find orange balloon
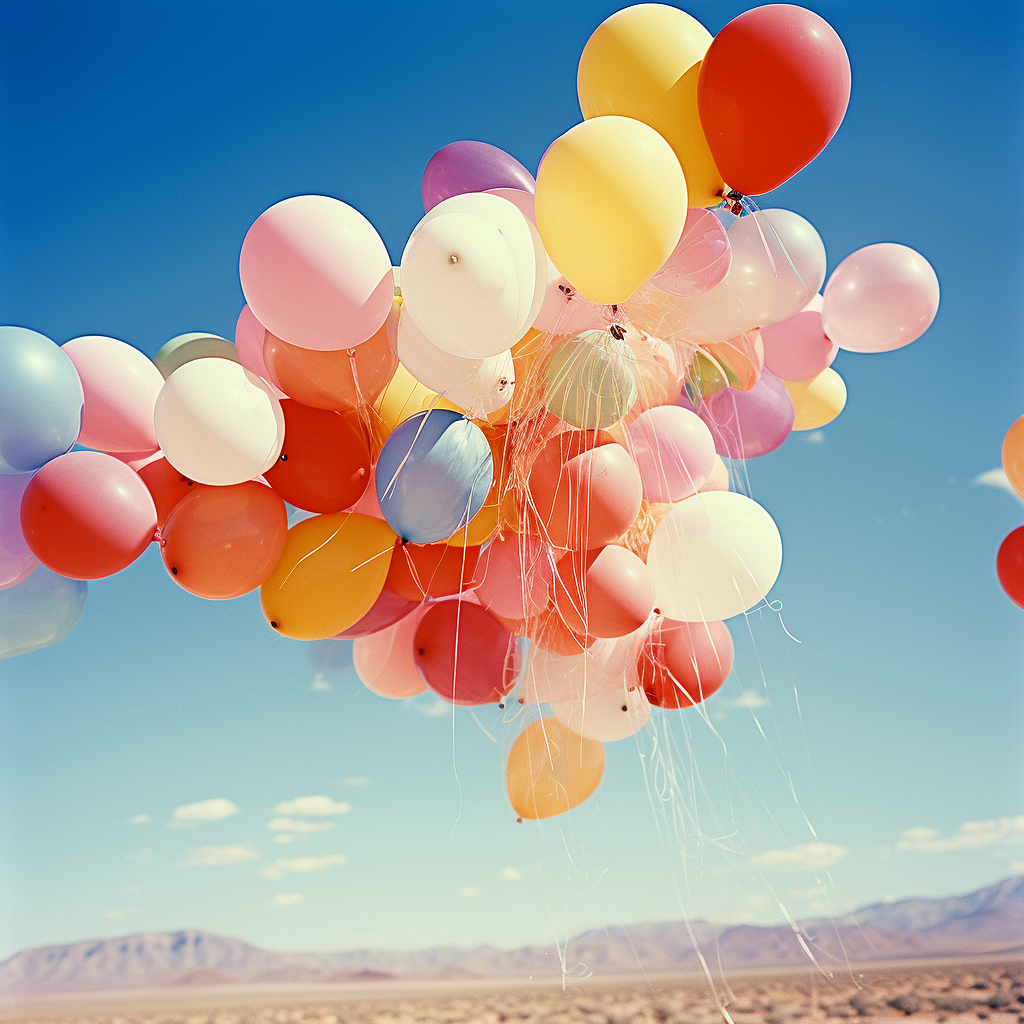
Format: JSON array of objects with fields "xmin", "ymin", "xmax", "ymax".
[
  {"xmin": 1002, "ymin": 416, "xmax": 1024, "ymax": 500},
  {"xmin": 161, "ymin": 481, "xmax": 288, "ymax": 599},
  {"xmin": 506, "ymin": 716, "xmax": 605, "ymax": 820},
  {"xmin": 137, "ymin": 455, "xmax": 195, "ymax": 530},
  {"xmin": 385, "ymin": 541, "xmax": 481, "ymax": 601}
]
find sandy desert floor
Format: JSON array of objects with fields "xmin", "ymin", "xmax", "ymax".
[{"xmin": 3, "ymin": 958, "xmax": 1022, "ymax": 1024}]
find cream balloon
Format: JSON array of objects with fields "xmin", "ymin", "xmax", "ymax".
[
  {"xmin": 153, "ymin": 333, "xmax": 239, "ymax": 379},
  {"xmin": 646, "ymin": 491, "xmax": 782, "ymax": 621},
  {"xmin": 550, "ymin": 679, "xmax": 650, "ymax": 742},
  {"xmin": 155, "ymin": 359, "xmax": 285, "ymax": 486}
]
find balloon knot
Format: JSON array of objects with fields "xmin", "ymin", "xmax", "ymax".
[
  {"xmin": 609, "ymin": 324, "xmax": 626, "ymax": 342},
  {"xmin": 279, "ymin": 453, "xmax": 288, "ymax": 461},
  {"xmin": 270, "ymin": 620, "xmax": 279, "ymax": 629},
  {"xmin": 170, "ymin": 567, "xmax": 177, "ymax": 576},
  {"xmin": 448, "ymin": 254, "xmax": 459, "ymax": 264}
]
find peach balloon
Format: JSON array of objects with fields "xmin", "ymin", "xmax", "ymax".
[
  {"xmin": 473, "ymin": 532, "xmax": 552, "ymax": 621},
  {"xmin": 352, "ymin": 607, "xmax": 428, "ymax": 699},
  {"xmin": 1002, "ymin": 416, "xmax": 1024, "ymax": 501},
  {"xmin": 234, "ymin": 306, "xmax": 287, "ymax": 398}
]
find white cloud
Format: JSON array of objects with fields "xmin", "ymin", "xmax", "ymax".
[
  {"xmin": 414, "ymin": 698, "xmax": 450, "ymax": 718},
  {"xmin": 311, "ymin": 674, "xmax": 333, "ymax": 691},
  {"xmin": 266, "ymin": 817, "xmax": 336, "ymax": 833},
  {"xmin": 897, "ymin": 816, "xmax": 1024, "ymax": 852},
  {"xmin": 806, "ymin": 430, "xmax": 825, "ymax": 444},
  {"xmin": 274, "ymin": 795, "xmax": 351, "ymax": 816},
  {"xmin": 729, "ymin": 690, "xmax": 769, "ymax": 709},
  {"xmin": 974, "ymin": 468, "xmax": 1024, "ymax": 503},
  {"xmin": 273, "ymin": 834, "xmax": 298, "ymax": 844},
  {"xmin": 1010, "ymin": 860, "xmax": 1024, "ymax": 873},
  {"xmin": 273, "ymin": 893, "xmax": 305, "ymax": 907},
  {"xmin": 258, "ymin": 854, "xmax": 347, "ymax": 880},
  {"xmin": 127, "ymin": 814, "xmax": 151, "ymax": 825},
  {"xmin": 103, "ymin": 906, "xmax": 138, "ymax": 920},
  {"xmin": 752, "ymin": 842, "xmax": 848, "ymax": 872},
  {"xmin": 501, "ymin": 867, "xmax": 522, "ymax": 881},
  {"xmin": 187, "ymin": 844, "xmax": 260, "ymax": 866},
  {"xmin": 172, "ymin": 798, "xmax": 240, "ymax": 822},
  {"xmin": 460, "ymin": 886, "xmax": 481, "ymax": 898},
  {"xmin": 339, "ymin": 776, "xmax": 368, "ymax": 787}
]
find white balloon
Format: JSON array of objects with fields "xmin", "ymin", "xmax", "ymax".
[
  {"xmin": 155, "ymin": 359, "xmax": 285, "ymax": 486},
  {"xmin": 550, "ymin": 680, "xmax": 650, "ymax": 742},
  {"xmin": 646, "ymin": 491, "xmax": 782, "ymax": 621}
]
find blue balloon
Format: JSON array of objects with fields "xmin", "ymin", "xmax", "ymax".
[
  {"xmin": 0, "ymin": 566, "xmax": 87, "ymax": 659},
  {"xmin": 0, "ymin": 326, "xmax": 84, "ymax": 475},
  {"xmin": 376, "ymin": 409, "xmax": 493, "ymax": 544}
]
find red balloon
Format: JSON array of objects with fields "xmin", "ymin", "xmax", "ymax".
[
  {"xmin": 697, "ymin": 5, "xmax": 851, "ymax": 196},
  {"xmin": 263, "ymin": 401, "xmax": 370, "ymax": 513},
  {"xmin": 413, "ymin": 600, "xmax": 519, "ymax": 705},
  {"xmin": 637, "ymin": 618, "xmax": 734, "ymax": 709},
  {"xmin": 20, "ymin": 451, "xmax": 157, "ymax": 580},
  {"xmin": 137, "ymin": 455, "xmax": 195, "ymax": 531},
  {"xmin": 997, "ymin": 526, "xmax": 1024, "ymax": 608},
  {"xmin": 332, "ymin": 584, "xmax": 419, "ymax": 639},
  {"xmin": 385, "ymin": 541, "xmax": 481, "ymax": 601}
]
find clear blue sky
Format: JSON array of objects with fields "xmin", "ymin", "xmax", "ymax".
[{"xmin": 0, "ymin": 0, "xmax": 1021, "ymax": 965}]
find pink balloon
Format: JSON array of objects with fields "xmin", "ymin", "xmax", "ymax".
[
  {"xmin": 239, "ymin": 195, "xmax": 394, "ymax": 352},
  {"xmin": 701, "ymin": 454, "xmax": 730, "ymax": 493},
  {"xmin": 61, "ymin": 336, "xmax": 163, "ymax": 453},
  {"xmin": 650, "ymin": 209, "xmax": 732, "ymax": 297},
  {"xmin": 696, "ymin": 370, "xmax": 795, "ymax": 460},
  {"xmin": 334, "ymin": 584, "xmax": 419, "ymax": 639},
  {"xmin": 822, "ymin": 243, "xmax": 940, "ymax": 353},
  {"xmin": 485, "ymin": 188, "xmax": 537, "ymax": 224},
  {"xmin": 533, "ymin": 277, "xmax": 610, "ymax": 334},
  {"xmin": 234, "ymin": 306, "xmax": 287, "ymax": 398},
  {"xmin": 473, "ymin": 532, "xmax": 552, "ymax": 621},
  {"xmin": 352, "ymin": 605, "xmax": 428, "ymax": 699},
  {"xmin": 0, "ymin": 473, "xmax": 39, "ymax": 589},
  {"xmin": 627, "ymin": 405, "xmax": 717, "ymax": 503},
  {"xmin": 760, "ymin": 310, "xmax": 838, "ymax": 382},
  {"xmin": 422, "ymin": 141, "xmax": 536, "ymax": 212}
]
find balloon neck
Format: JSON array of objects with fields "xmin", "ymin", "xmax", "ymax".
[{"xmin": 719, "ymin": 188, "xmax": 747, "ymax": 217}]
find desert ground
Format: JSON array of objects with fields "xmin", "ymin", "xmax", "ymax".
[{"xmin": 3, "ymin": 959, "xmax": 1022, "ymax": 1024}]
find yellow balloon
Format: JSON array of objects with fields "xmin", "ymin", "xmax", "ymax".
[
  {"xmin": 577, "ymin": 5, "xmax": 724, "ymax": 207},
  {"xmin": 506, "ymin": 716, "xmax": 605, "ymax": 820},
  {"xmin": 784, "ymin": 368, "xmax": 848, "ymax": 430},
  {"xmin": 372, "ymin": 361, "xmax": 463, "ymax": 436},
  {"xmin": 535, "ymin": 116, "xmax": 688, "ymax": 306},
  {"xmin": 260, "ymin": 513, "xmax": 396, "ymax": 640}
]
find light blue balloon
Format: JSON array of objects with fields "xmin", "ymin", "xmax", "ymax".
[
  {"xmin": 376, "ymin": 409, "xmax": 493, "ymax": 545},
  {"xmin": 0, "ymin": 566, "xmax": 87, "ymax": 659},
  {"xmin": 0, "ymin": 326, "xmax": 84, "ymax": 474}
]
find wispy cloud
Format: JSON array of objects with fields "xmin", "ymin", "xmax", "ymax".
[
  {"xmin": 752, "ymin": 842, "xmax": 848, "ymax": 872},
  {"xmin": 311, "ymin": 674, "xmax": 333, "ymax": 691},
  {"xmin": 103, "ymin": 906, "xmax": 138, "ymax": 920},
  {"xmin": 413, "ymin": 697, "xmax": 450, "ymax": 718},
  {"xmin": 806, "ymin": 430, "xmax": 825, "ymax": 444},
  {"xmin": 274, "ymin": 796, "xmax": 351, "ymax": 816},
  {"xmin": 172, "ymin": 798, "xmax": 240, "ymax": 823},
  {"xmin": 973, "ymin": 468, "xmax": 1023, "ymax": 503},
  {"xmin": 266, "ymin": 817, "xmax": 336, "ymax": 833},
  {"xmin": 897, "ymin": 816, "xmax": 1024, "ymax": 852},
  {"xmin": 501, "ymin": 867, "xmax": 522, "ymax": 881},
  {"xmin": 273, "ymin": 834, "xmax": 298, "ymax": 844},
  {"xmin": 258, "ymin": 854, "xmax": 347, "ymax": 880},
  {"xmin": 127, "ymin": 814, "xmax": 151, "ymax": 825},
  {"xmin": 460, "ymin": 886, "xmax": 481, "ymax": 898},
  {"xmin": 273, "ymin": 892, "xmax": 305, "ymax": 907},
  {"xmin": 338, "ymin": 777, "xmax": 368, "ymax": 787},
  {"xmin": 728, "ymin": 690, "xmax": 769, "ymax": 709},
  {"xmin": 187, "ymin": 844, "xmax": 260, "ymax": 866}
]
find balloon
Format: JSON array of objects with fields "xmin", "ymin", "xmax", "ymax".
[
  {"xmin": 822, "ymin": 243, "xmax": 940, "ymax": 353},
  {"xmin": 0, "ymin": 473, "xmax": 40, "ymax": 589},
  {"xmin": 20, "ymin": 451, "xmax": 157, "ymax": 580},
  {"xmin": 552, "ymin": 545, "xmax": 655, "ymax": 639},
  {"xmin": 239, "ymin": 195, "xmax": 394, "ymax": 351},
  {"xmin": 0, "ymin": 567, "xmax": 87, "ymax": 660},
  {"xmin": 760, "ymin": 310, "xmax": 838, "ymax": 382},
  {"xmin": 136, "ymin": 456, "xmax": 195, "ymax": 531},
  {"xmin": 352, "ymin": 606, "xmax": 428, "ymax": 699},
  {"xmin": 506, "ymin": 716, "xmax": 605, "ymax": 820},
  {"xmin": 651, "ymin": 209, "xmax": 732, "ymax": 297},
  {"xmin": 535, "ymin": 116, "xmax": 688, "ymax": 305},
  {"xmin": 234, "ymin": 306, "xmax": 287, "ymax": 398},
  {"xmin": 627, "ymin": 405, "xmax": 716, "ymax": 503},
  {"xmin": 637, "ymin": 617, "xmax": 734, "ymax": 709},
  {"xmin": 334, "ymin": 582, "xmax": 419, "ymax": 640},
  {"xmin": 646, "ymin": 491, "xmax": 783, "ymax": 621},
  {"xmin": 1002, "ymin": 417, "xmax": 1024, "ymax": 501},
  {"xmin": 473, "ymin": 533, "xmax": 552, "ymax": 622},
  {"xmin": 154, "ymin": 359, "xmax": 285, "ymax": 486},
  {"xmin": 260, "ymin": 512, "xmax": 397, "ymax": 640},
  {"xmin": 784, "ymin": 368, "xmax": 847, "ymax": 430},
  {"xmin": 533, "ymin": 276, "xmax": 610, "ymax": 336},
  {"xmin": 263, "ymin": 402, "xmax": 370, "ymax": 513},
  {"xmin": 372, "ymin": 362, "xmax": 463, "ymax": 437},
  {"xmin": 703, "ymin": 330, "xmax": 765, "ymax": 393},
  {"xmin": 160, "ymin": 481, "xmax": 288, "ymax": 599},
  {"xmin": 698, "ymin": 368, "xmax": 795, "ymax": 459},
  {"xmin": 376, "ymin": 409, "xmax": 493, "ymax": 545},
  {"xmin": 422, "ymin": 141, "xmax": 536, "ymax": 211},
  {"xmin": 577, "ymin": 4, "xmax": 722, "ymax": 206},
  {"xmin": 0, "ymin": 326, "xmax": 84, "ymax": 475},
  {"xmin": 521, "ymin": 599, "xmax": 594, "ymax": 657},
  {"xmin": 153, "ymin": 333, "xmax": 239, "ymax": 378},
  {"xmin": 523, "ymin": 627, "xmax": 644, "ymax": 704},
  {"xmin": 550, "ymin": 682, "xmax": 650, "ymax": 743},
  {"xmin": 702, "ymin": 454, "xmax": 730, "ymax": 493},
  {"xmin": 996, "ymin": 527, "xmax": 1024, "ymax": 609},
  {"xmin": 697, "ymin": 5, "xmax": 851, "ymax": 195},
  {"xmin": 413, "ymin": 600, "xmax": 518, "ymax": 705},
  {"xmin": 385, "ymin": 541, "xmax": 481, "ymax": 601}
]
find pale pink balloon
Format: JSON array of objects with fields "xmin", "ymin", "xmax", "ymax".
[
  {"xmin": 650, "ymin": 208, "xmax": 732, "ymax": 297},
  {"xmin": 822, "ymin": 242, "xmax": 939, "ymax": 353},
  {"xmin": 352, "ymin": 606, "xmax": 428, "ymax": 699},
  {"xmin": 485, "ymin": 188, "xmax": 537, "ymax": 224},
  {"xmin": 239, "ymin": 195, "xmax": 394, "ymax": 352},
  {"xmin": 61, "ymin": 336, "xmax": 163, "ymax": 453},
  {"xmin": 627, "ymin": 405, "xmax": 717, "ymax": 503},
  {"xmin": 0, "ymin": 473, "xmax": 39, "ymax": 589},
  {"xmin": 701, "ymin": 454, "xmax": 730, "ymax": 492},
  {"xmin": 533, "ymin": 277, "xmax": 610, "ymax": 334},
  {"xmin": 234, "ymin": 306, "xmax": 286, "ymax": 398},
  {"xmin": 474, "ymin": 532, "xmax": 552, "ymax": 621},
  {"xmin": 760, "ymin": 310, "xmax": 838, "ymax": 382}
]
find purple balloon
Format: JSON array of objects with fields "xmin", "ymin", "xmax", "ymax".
[
  {"xmin": 422, "ymin": 141, "xmax": 536, "ymax": 212},
  {"xmin": 695, "ymin": 370, "xmax": 795, "ymax": 460},
  {"xmin": 650, "ymin": 208, "xmax": 732, "ymax": 297}
]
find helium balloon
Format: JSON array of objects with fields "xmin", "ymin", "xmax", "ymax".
[
  {"xmin": 822, "ymin": 243, "xmax": 940, "ymax": 353},
  {"xmin": 535, "ymin": 116, "xmax": 688, "ymax": 305},
  {"xmin": 385, "ymin": 541, "xmax": 481, "ymax": 601},
  {"xmin": 577, "ymin": 4, "xmax": 722, "ymax": 206},
  {"xmin": 550, "ymin": 681, "xmax": 650, "ymax": 743},
  {"xmin": 646, "ymin": 490, "xmax": 783, "ymax": 621},
  {"xmin": 154, "ymin": 360, "xmax": 285, "ymax": 486},
  {"xmin": 422, "ymin": 141, "xmax": 536, "ymax": 211},
  {"xmin": 760, "ymin": 310, "xmax": 838, "ymax": 382},
  {"xmin": 523, "ymin": 628, "xmax": 644, "ymax": 704},
  {"xmin": 651, "ymin": 209, "xmax": 732, "ymax": 297},
  {"xmin": 0, "ymin": 567, "xmax": 87, "ymax": 660},
  {"xmin": 0, "ymin": 473, "xmax": 39, "ymax": 589},
  {"xmin": 352, "ymin": 606, "xmax": 428, "ymax": 699},
  {"xmin": 703, "ymin": 330, "xmax": 765, "ymax": 393},
  {"xmin": 473, "ymin": 532, "xmax": 552, "ymax": 622},
  {"xmin": 160, "ymin": 481, "xmax": 288, "ymax": 599},
  {"xmin": 636, "ymin": 617, "xmax": 734, "ymax": 709},
  {"xmin": 533, "ymin": 277, "xmax": 610, "ymax": 336},
  {"xmin": 1002, "ymin": 417, "xmax": 1024, "ymax": 501},
  {"xmin": 239, "ymin": 195, "xmax": 394, "ymax": 351},
  {"xmin": 784, "ymin": 368, "xmax": 847, "ymax": 430},
  {"xmin": 697, "ymin": 5, "xmax": 851, "ymax": 195},
  {"xmin": 702, "ymin": 454, "xmax": 730, "ymax": 492},
  {"xmin": 376, "ymin": 409, "xmax": 493, "ymax": 545},
  {"xmin": 234, "ymin": 305, "xmax": 287, "ymax": 398},
  {"xmin": 0, "ymin": 326, "xmax": 84, "ymax": 475},
  {"xmin": 136, "ymin": 456, "xmax": 195, "ymax": 531},
  {"xmin": 334, "ymin": 583, "xmax": 419, "ymax": 640},
  {"xmin": 627, "ymin": 405, "xmax": 717, "ymax": 503},
  {"xmin": 996, "ymin": 527, "xmax": 1024, "ymax": 609},
  {"xmin": 699, "ymin": 368, "xmax": 795, "ymax": 459},
  {"xmin": 522, "ymin": 599, "xmax": 594, "ymax": 658},
  {"xmin": 506, "ymin": 716, "xmax": 605, "ymax": 820},
  {"xmin": 153, "ymin": 333, "xmax": 239, "ymax": 378},
  {"xmin": 373, "ymin": 362, "xmax": 463, "ymax": 437},
  {"xmin": 20, "ymin": 451, "xmax": 157, "ymax": 580},
  {"xmin": 260, "ymin": 512, "xmax": 397, "ymax": 640}
]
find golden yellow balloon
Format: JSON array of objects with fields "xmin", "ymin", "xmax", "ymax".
[
  {"xmin": 260, "ymin": 513, "xmax": 397, "ymax": 640},
  {"xmin": 1001, "ymin": 415, "xmax": 1024, "ymax": 500},
  {"xmin": 535, "ymin": 115, "xmax": 688, "ymax": 306},
  {"xmin": 372, "ymin": 362, "xmax": 463, "ymax": 437},
  {"xmin": 784, "ymin": 368, "xmax": 847, "ymax": 430},
  {"xmin": 506, "ymin": 716, "xmax": 605, "ymax": 820},
  {"xmin": 577, "ymin": 4, "xmax": 724, "ymax": 207}
]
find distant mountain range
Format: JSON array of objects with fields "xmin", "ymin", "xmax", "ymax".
[{"xmin": 2, "ymin": 876, "xmax": 1021, "ymax": 996}]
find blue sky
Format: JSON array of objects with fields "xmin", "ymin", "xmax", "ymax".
[{"xmin": 0, "ymin": 0, "xmax": 1022, "ymax": 965}]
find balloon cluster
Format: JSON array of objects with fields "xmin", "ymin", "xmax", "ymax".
[
  {"xmin": 997, "ymin": 418, "xmax": 1024, "ymax": 607},
  {"xmin": 0, "ymin": 4, "xmax": 940, "ymax": 820}
]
